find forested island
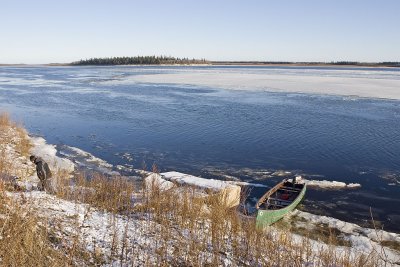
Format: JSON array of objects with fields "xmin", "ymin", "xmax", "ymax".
[
  {"xmin": 71, "ymin": 56, "xmax": 209, "ymax": 65},
  {"xmin": 211, "ymin": 61, "xmax": 400, "ymax": 67},
  {"xmin": 70, "ymin": 57, "xmax": 400, "ymax": 67}
]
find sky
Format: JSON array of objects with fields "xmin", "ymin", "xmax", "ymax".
[{"xmin": 0, "ymin": 0, "xmax": 399, "ymax": 64}]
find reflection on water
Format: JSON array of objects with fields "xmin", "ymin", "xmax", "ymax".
[{"xmin": 1, "ymin": 65, "xmax": 400, "ymax": 232}]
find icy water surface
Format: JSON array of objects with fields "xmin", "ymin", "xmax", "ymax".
[{"xmin": 1, "ymin": 66, "xmax": 400, "ymax": 231}]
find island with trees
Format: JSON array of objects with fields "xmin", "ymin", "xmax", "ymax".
[
  {"xmin": 70, "ymin": 57, "xmax": 400, "ymax": 67},
  {"xmin": 71, "ymin": 56, "xmax": 209, "ymax": 65}
]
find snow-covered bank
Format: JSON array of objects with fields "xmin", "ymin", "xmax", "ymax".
[
  {"xmin": 12, "ymin": 191, "xmax": 159, "ymax": 266},
  {"xmin": 7, "ymin": 190, "xmax": 400, "ymax": 266},
  {"xmin": 30, "ymin": 137, "xmax": 74, "ymax": 173},
  {"xmin": 145, "ymin": 172, "xmax": 241, "ymax": 208},
  {"xmin": 289, "ymin": 210, "xmax": 400, "ymax": 263},
  {"xmin": 104, "ymin": 68, "xmax": 400, "ymax": 100}
]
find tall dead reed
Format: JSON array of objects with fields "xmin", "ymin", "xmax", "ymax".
[{"xmin": 57, "ymin": 172, "xmax": 136, "ymax": 214}]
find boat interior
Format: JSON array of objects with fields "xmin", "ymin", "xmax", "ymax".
[{"xmin": 260, "ymin": 181, "xmax": 304, "ymax": 210}]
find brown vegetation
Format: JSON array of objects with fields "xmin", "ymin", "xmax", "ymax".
[
  {"xmin": 0, "ymin": 184, "xmax": 91, "ymax": 266},
  {"xmin": 56, "ymin": 171, "xmax": 136, "ymax": 214}
]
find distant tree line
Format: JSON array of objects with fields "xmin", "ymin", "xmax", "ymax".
[
  {"xmin": 71, "ymin": 57, "xmax": 399, "ymax": 67},
  {"xmin": 212, "ymin": 61, "xmax": 400, "ymax": 67},
  {"xmin": 330, "ymin": 61, "xmax": 400, "ymax": 67},
  {"xmin": 376, "ymin": 62, "xmax": 400, "ymax": 67},
  {"xmin": 72, "ymin": 56, "xmax": 210, "ymax": 65}
]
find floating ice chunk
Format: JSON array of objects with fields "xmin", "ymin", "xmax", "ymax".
[
  {"xmin": 271, "ymin": 170, "xmax": 292, "ymax": 177},
  {"xmin": 225, "ymin": 181, "xmax": 269, "ymax": 188},
  {"xmin": 64, "ymin": 146, "xmax": 113, "ymax": 168},
  {"xmin": 59, "ymin": 145, "xmax": 119, "ymax": 176},
  {"xmin": 301, "ymin": 177, "xmax": 361, "ymax": 189}
]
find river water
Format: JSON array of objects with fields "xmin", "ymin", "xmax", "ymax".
[{"xmin": 1, "ymin": 65, "xmax": 399, "ymax": 231}]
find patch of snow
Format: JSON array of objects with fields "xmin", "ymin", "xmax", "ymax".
[
  {"xmin": 161, "ymin": 171, "xmax": 238, "ymax": 191},
  {"xmin": 292, "ymin": 210, "xmax": 400, "ymax": 263},
  {"xmin": 144, "ymin": 173, "xmax": 174, "ymax": 191},
  {"xmin": 30, "ymin": 137, "xmax": 74, "ymax": 172}
]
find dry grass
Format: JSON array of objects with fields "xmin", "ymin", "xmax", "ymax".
[
  {"xmin": 0, "ymin": 183, "xmax": 90, "ymax": 266},
  {"xmin": 0, "ymin": 112, "xmax": 32, "ymax": 177},
  {"xmin": 137, "ymin": 183, "xmax": 381, "ymax": 266},
  {"xmin": 56, "ymin": 172, "xmax": 137, "ymax": 214},
  {"xmin": 14, "ymin": 124, "xmax": 32, "ymax": 156},
  {"xmin": 0, "ymin": 112, "xmax": 11, "ymax": 127},
  {"xmin": 52, "ymin": 171, "xmax": 384, "ymax": 266}
]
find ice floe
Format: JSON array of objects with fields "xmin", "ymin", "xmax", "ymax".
[
  {"xmin": 102, "ymin": 67, "xmax": 400, "ymax": 100},
  {"xmin": 59, "ymin": 145, "xmax": 119, "ymax": 175},
  {"xmin": 303, "ymin": 179, "xmax": 361, "ymax": 189},
  {"xmin": 287, "ymin": 176, "xmax": 361, "ymax": 189}
]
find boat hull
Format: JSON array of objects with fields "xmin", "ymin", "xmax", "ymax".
[{"xmin": 256, "ymin": 184, "xmax": 306, "ymax": 228}]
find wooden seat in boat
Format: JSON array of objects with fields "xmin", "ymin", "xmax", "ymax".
[{"xmin": 280, "ymin": 186, "xmax": 302, "ymax": 192}]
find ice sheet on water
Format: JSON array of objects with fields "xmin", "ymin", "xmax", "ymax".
[
  {"xmin": 99, "ymin": 67, "xmax": 400, "ymax": 100},
  {"xmin": 59, "ymin": 145, "xmax": 119, "ymax": 176},
  {"xmin": 0, "ymin": 76, "xmax": 65, "ymax": 87},
  {"xmin": 303, "ymin": 179, "xmax": 361, "ymax": 189},
  {"xmin": 288, "ymin": 176, "xmax": 361, "ymax": 189}
]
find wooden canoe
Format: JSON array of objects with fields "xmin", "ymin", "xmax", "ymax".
[{"xmin": 255, "ymin": 177, "xmax": 306, "ymax": 228}]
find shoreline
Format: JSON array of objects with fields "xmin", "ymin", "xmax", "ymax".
[{"xmin": 1, "ymin": 63, "xmax": 399, "ymax": 69}]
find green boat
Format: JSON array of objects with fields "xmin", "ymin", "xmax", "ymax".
[{"xmin": 255, "ymin": 177, "xmax": 306, "ymax": 228}]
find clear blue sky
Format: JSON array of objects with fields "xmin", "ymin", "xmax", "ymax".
[{"xmin": 1, "ymin": 0, "xmax": 399, "ymax": 63}]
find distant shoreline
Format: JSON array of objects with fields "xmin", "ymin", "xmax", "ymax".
[
  {"xmin": 210, "ymin": 63, "xmax": 400, "ymax": 69},
  {"xmin": 1, "ymin": 62, "xmax": 399, "ymax": 68}
]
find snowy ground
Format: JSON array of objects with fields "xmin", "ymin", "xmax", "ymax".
[
  {"xmin": 9, "ymin": 190, "xmax": 400, "ymax": 266},
  {"xmin": 10, "ymin": 191, "xmax": 162, "ymax": 266},
  {"xmin": 290, "ymin": 210, "xmax": 400, "ymax": 262}
]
